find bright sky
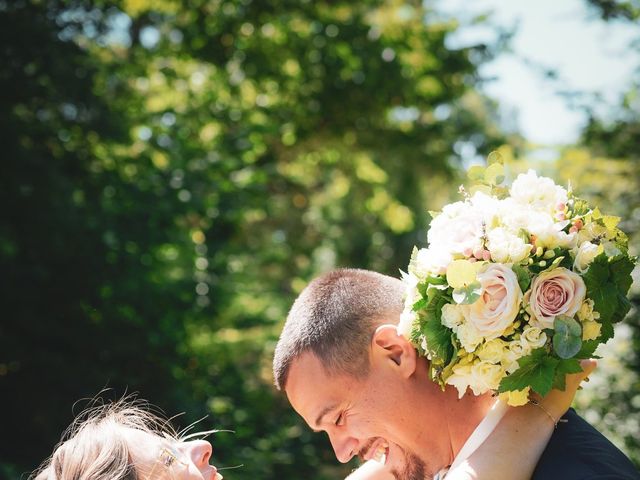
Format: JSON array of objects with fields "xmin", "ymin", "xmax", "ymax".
[{"xmin": 436, "ymin": 0, "xmax": 638, "ymax": 145}]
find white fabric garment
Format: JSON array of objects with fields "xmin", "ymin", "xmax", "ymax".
[{"xmin": 435, "ymin": 399, "xmax": 509, "ymax": 479}]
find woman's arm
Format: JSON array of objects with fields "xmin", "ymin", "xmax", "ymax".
[{"xmin": 446, "ymin": 359, "xmax": 597, "ymax": 480}]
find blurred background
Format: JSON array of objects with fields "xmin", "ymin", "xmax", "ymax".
[{"xmin": 1, "ymin": 0, "xmax": 638, "ymax": 478}]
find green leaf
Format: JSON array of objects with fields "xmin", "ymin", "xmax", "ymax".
[
  {"xmin": 574, "ymin": 339, "xmax": 601, "ymax": 360},
  {"xmin": 420, "ymin": 295, "xmax": 454, "ymax": 364},
  {"xmin": 583, "ymin": 254, "xmax": 619, "ymax": 323},
  {"xmin": 498, "ymin": 348, "xmax": 559, "ymax": 397},
  {"xmin": 452, "ymin": 282, "xmax": 482, "ymax": 305},
  {"xmin": 599, "ymin": 321, "xmax": 615, "ymax": 343},
  {"xmin": 467, "ymin": 165, "xmax": 485, "ymax": 182},
  {"xmin": 553, "ymin": 316, "xmax": 582, "ymax": 359},
  {"xmin": 412, "ymin": 297, "xmax": 428, "ymax": 312},
  {"xmin": 583, "ymin": 254, "xmax": 609, "ymax": 288},
  {"xmin": 487, "ymin": 150, "xmax": 504, "ymax": 165},
  {"xmin": 590, "ymin": 282, "xmax": 618, "ymax": 323},
  {"xmin": 552, "ymin": 358, "xmax": 583, "ymax": 390},
  {"xmin": 425, "ymin": 275, "xmax": 448, "ymax": 286},
  {"xmin": 484, "ymin": 162, "xmax": 505, "ymax": 185},
  {"xmin": 610, "ymin": 255, "xmax": 635, "ymax": 294},
  {"xmin": 512, "ymin": 264, "xmax": 531, "ymax": 292},
  {"xmin": 611, "ymin": 292, "xmax": 632, "ymax": 324}
]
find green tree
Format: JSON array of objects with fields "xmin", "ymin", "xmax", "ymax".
[{"xmin": 0, "ymin": 1, "xmax": 506, "ymax": 478}]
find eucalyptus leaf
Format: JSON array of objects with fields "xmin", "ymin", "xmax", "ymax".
[
  {"xmin": 484, "ymin": 162, "xmax": 505, "ymax": 185},
  {"xmin": 452, "ymin": 282, "xmax": 482, "ymax": 305},
  {"xmin": 467, "ymin": 165, "xmax": 485, "ymax": 182},
  {"xmin": 553, "ymin": 316, "xmax": 582, "ymax": 359},
  {"xmin": 487, "ymin": 150, "xmax": 504, "ymax": 165}
]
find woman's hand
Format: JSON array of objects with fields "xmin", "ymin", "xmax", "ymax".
[{"xmin": 533, "ymin": 358, "xmax": 597, "ymax": 425}]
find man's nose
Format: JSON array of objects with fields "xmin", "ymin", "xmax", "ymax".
[
  {"xmin": 328, "ymin": 431, "xmax": 359, "ymax": 464},
  {"xmin": 183, "ymin": 439, "xmax": 213, "ymax": 467}
]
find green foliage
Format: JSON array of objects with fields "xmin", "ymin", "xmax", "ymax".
[
  {"xmin": 415, "ymin": 290, "xmax": 454, "ymax": 373},
  {"xmin": 552, "ymin": 358, "xmax": 584, "ymax": 390},
  {"xmin": 512, "ymin": 263, "xmax": 532, "ymax": 292},
  {"xmin": 583, "ymin": 253, "xmax": 635, "ymax": 344},
  {"xmin": 0, "ymin": 0, "xmax": 507, "ymax": 477},
  {"xmin": 498, "ymin": 348, "xmax": 559, "ymax": 397}
]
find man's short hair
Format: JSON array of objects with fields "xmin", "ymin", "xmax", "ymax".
[{"xmin": 272, "ymin": 268, "xmax": 405, "ymax": 390}]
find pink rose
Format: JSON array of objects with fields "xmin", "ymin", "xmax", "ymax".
[
  {"xmin": 463, "ymin": 264, "xmax": 523, "ymax": 339},
  {"xmin": 528, "ymin": 267, "xmax": 586, "ymax": 329}
]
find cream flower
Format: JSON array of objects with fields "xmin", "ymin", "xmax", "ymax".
[
  {"xmin": 456, "ymin": 322, "xmax": 484, "ymax": 353},
  {"xmin": 504, "ymin": 341, "xmax": 528, "ymax": 374},
  {"xmin": 486, "ymin": 227, "xmax": 531, "ymax": 263},
  {"xmin": 520, "ymin": 326, "xmax": 548, "ymax": 351},
  {"xmin": 509, "ymin": 170, "xmax": 568, "ymax": 213},
  {"xmin": 572, "ymin": 241, "xmax": 599, "ymax": 274},
  {"xmin": 475, "ymin": 338, "xmax": 509, "ymax": 364},
  {"xmin": 411, "ymin": 246, "xmax": 452, "ymax": 278},
  {"xmin": 469, "ymin": 361, "xmax": 503, "ymax": 396},
  {"xmin": 499, "ymin": 387, "xmax": 531, "ymax": 407},
  {"xmin": 441, "ymin": 304, "xmax": 465, "ymax": 329},
  {"xmin": 428, "ymin": 201, "xmax": 484, "ymax": 256},
  {"xmin": 528, "ymin": 267, "xmax": 586, "ymax": 329},
  {"xmin": 446, "ymin": 364, "xmax": 473, "ymax": 399},
  {"xmin": 463, "ymin": 264, "xmax": 523, "ymax": 339},
  {"xmin": 577, "ymin": 299, "xmax": 600, "ymax": 323},
  {"xmin": 446, "ymin": 361, "xmax": 503, "ymax": 398},
  {"xmin": 582, "ymin": 321, "xmax": 602, "ymax": 341}
]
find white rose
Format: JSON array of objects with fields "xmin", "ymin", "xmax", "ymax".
[
  {"xmin": 509, "ymin": 170, "xmax": 568, "ymax": 213},
  {"xmin": 428, "ymin": 201, "xmax": 484, "ymax": 256},
  {"xmin": 487, "ymin": 227, "xmax": 531, "ymax": 263},
  {"xmin": 411, "ymin": 246, "xmax": 452, "ymax": 278},
  {"xmin": 572, "ymin": 241, "xmax": 599, "ymax": 274},
  {"xmin": 504, "ymin": 340, "xmax": 527, "ymax": 373},
  {"xmin": 520, "ymin": 326, "xmax": 548, "ymax": 351},
  {"xmin": 468, "ymin": 361, "xmax": 504, "ymax": 395},
  {"xmin": 470, "ymin": 191, "xmax": 502, "ymax": 226},
  {"xmin": 476, "ymin": 338, "xmax": 508, "ymax": 363},
  {"xmin": 463, "ymin": 264, "xmax": 523, "ymax": 339},
  {"xmin": 456, "ymin": 322, "xmax": 484, "ymax": 353},
  {"xmin": 528, "ymin": 267, "xmax": 587, "ymax": 329},
  {"xmin": 441, "ymin": 304, "xmax": 465, "ymax": 329},
  {"xmin": 446, "ymin": 364, "xmax": 473, "ymax": 399}
]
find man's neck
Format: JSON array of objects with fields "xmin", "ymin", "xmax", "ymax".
[
  {"xmin": 445, "ymin": 390, "xmax": 496, "ymax": 461},
  {"xmin": 408, "ymin": 367, "xmax": 495, "ymax": 476}
]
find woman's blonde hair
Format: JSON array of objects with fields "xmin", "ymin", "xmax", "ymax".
[{"xmin": 31, "ymin": 398, "xmax": 179, "ymax": 480}]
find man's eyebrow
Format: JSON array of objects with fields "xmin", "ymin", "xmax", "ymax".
[{"xmin": 312, "ymin": 403, "xmax": 339, "ymax": 431}]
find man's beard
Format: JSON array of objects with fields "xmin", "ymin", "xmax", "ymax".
[{"xmin": 390, "ymin": 450, "xmax": 426, "ymax": 480}]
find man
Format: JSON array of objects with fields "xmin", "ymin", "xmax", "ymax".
[{"xmin": 273, "ymin": 268, "xmax": 639, "ymax": 479}]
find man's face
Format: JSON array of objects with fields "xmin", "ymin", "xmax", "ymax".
[{"xmin": 285, "ymin": 351, "xmax": 440, "ymax": 480}]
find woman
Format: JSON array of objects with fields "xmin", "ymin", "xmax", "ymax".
[
  {"xmin": 33, "ymin": 360, "xmax": 595, "ymax": 480},
  {"xmin": 31, "ymin": 399, "xmax": 223, "ymax": 480}
]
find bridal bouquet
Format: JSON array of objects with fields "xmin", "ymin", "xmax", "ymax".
[{"xmin": 398, "ymin": 159, "xmax": 636, "ymax": 406}]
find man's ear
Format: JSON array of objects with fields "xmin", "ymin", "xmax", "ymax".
[{"xmin": 371, "ymin": 324, "xmax": 417, "ymax": 378}]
